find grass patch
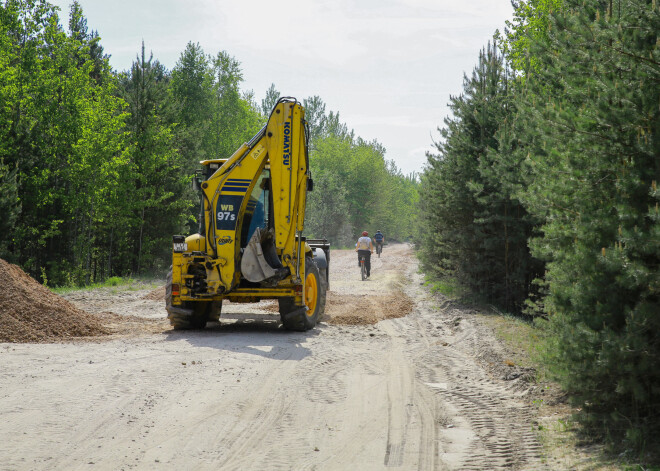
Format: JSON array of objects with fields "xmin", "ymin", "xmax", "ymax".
[
  {"xmin": 534, "ymin": 412, "xmax": 657, "ymax": 471},
  {"xmin": 103, "ymin": 276, "xmax": 124, "ymax": 286},
  {"xmin": 480, "ymin": 311, "xmax": 659, "ymax": 470},
  {"xmin": 421, "ymin": 269, "xmax": 660, "ymax": 470},
  {"xmin": 480, "ymin": 312, "xmax": 549, "ymax": 375},
  {"xmin": 52, "ymin": 276, "xmax": 161, "ymax": 295},
  {"xmin": 424, "ymin": 276, "xmax": 468, "ymax": 299}
]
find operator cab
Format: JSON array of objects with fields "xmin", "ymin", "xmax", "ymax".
[
  {"xmin": 241, "ymin": 167, "xmax": 271, "ymax": 248},
  {"xmin": 200, "ymin": 159, "xmax": 228, "ymax": 180}
]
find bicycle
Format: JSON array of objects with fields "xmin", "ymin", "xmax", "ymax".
[
  {"xmin": 359, "ymin": 255, "xmax": 367, "ymax": 281},
  {"xmin": 375, "ymin": 241, "xmax": 383, "ymax": 258}
]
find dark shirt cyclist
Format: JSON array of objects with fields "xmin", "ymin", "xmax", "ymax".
[{"xmin": 373, "ymin": 230, "xmax": 384, "ymax": 252}]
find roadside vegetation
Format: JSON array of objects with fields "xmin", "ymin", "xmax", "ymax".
[
  {"xmin": 418, "ymin": 0, "xmax": 659, "ymax": 462},
  {"xmin": 430, "ymin": 276, "xmax": 657, "ymax": 470},
  {"xmin": 3, "ymin": 0, "xmax": 658, "ymax": 465},
  {"xmin": 50, "ymin": 276, "xmax": 162, "ymax": 295},
  {"xmin": 0, "ymin": 0, "xmax": 418, "ymax": 288}
]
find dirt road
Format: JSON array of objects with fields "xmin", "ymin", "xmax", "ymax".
[{"xmin": 0, "ymin": 244, "xmax": 546, "ymax": 470}]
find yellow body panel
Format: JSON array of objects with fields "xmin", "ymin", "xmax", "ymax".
[
  {"xmin": 185, "ymin": 233, "xmax": 206, "ymax": 252},
  {"xmin": 170, "ymin": 98, "xmax": 313, "ymax": 308}
]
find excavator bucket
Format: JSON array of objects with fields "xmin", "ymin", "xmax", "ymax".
[{"xmin": 240, "ymin": 228, "xmax": 278, "ymax": 282}]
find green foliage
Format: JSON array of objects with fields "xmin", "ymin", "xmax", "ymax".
[
  {"xmin": 0, "ymin": 0, "xmax": 131, "ymax": 284},
  {"xmin": 0, "ymin": 158, "xmax": 20, "ymax": 260},
  {"xmin": 306, "ymin": 124, "xmax": 418, "ymax": 247},
  {"xmin": 118, "ymin": 42, "xmax": 189, "ymax": 275},
  {"xmin": 0, "ymin": 2, "xmax": 272, "ymax": 287},
  {"xmin": 305, "ymin": 170, "xmax": 354, "ymax": 245},
  {"xmin": 102, "ymin": 276, "xmax": 123, "ymax": 286},
  {"xmin": 167, "ymin": 43, "xmax": 262, "ymax": 237},
  {"xmin": 261, "ymin": 83, "xmax": 279, "ymax": 116},
  {"xmin": 425, "ymin": 0, "xmax": 660, "ymax": 454},
  {"xmin": 168, "ymin": 42, "xmax": 215, "ymax": 169},
  {"xmin": 302, "ymin": 95, "xmax": 327, "ymax": 146},
  {"xmin": 424, "ymin": 277, "xmax": 465, "ymax": 299},
  {"xmin": 498, "ymin": 0, "xmax": 564, "ymax": 72},
  {"xmin": 419, "ymin": 42, "xmax": 542, "ymax": 313},
  {"xmin": 51, "ymin": 275, "xmax": 162, "ymax": 295},
  {"xmin": 209, "ymin": 50, "xmax": 262, "ymax": 159},
  {"xmin": 483, "ymin": 311, "xmax": 550, "ymax": 373},
  {"xmin": 515, "ymin": 0, "xmax": 660, "ymax": 449},
  {"xmin": 252, "ymin": 84, "xmax": 419, "ymax": 247}
]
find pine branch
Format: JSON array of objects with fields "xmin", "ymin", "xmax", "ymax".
[{"xmin": 609, "ymin": 46, "xmax": 660, "ymax": 68}]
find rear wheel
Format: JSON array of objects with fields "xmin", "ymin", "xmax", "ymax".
[
  {"xmin": 280, "ymin": 257, "xmax": 326, "ymax": 331},
  {"xmin": 361, "ymin": 258, "xmax": 367, "ymax": 281},
  {"xmin": 208, "ymin": 301, "xmax": 222, "ymax": 322},
  {"xmin": 186, "ymin": 302, "xmax": 212, "ymax": 329},
  {"xmin": 168, "ymin": 302, "xmax": 211, "ymax": 330},
  {"xmin": 319, "ymin": 270, "xmax": 328, "ymax": 291},
  {"xmin": 166, "ymin": 268, "xmax": 213, "ymax": 330}
]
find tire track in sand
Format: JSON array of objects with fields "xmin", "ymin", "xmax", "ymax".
[{"xmin": 407, "ymin": 289, "xmax": 547, "ymax": 470}]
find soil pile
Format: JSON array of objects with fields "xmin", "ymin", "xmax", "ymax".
[
  {"xmin": 0, "ymin": 259, "xmax": 108, "ymax": 343},
  {"xmin": 142, "ymin": 286, "xmax": 165, "ymax": 301},
  {"xmin": 325, "ymin": 291, "xmax": 414, "ymax": 325}
]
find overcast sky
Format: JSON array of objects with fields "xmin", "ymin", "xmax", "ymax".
[{"xmin": 48, "ymin": 0, "xmax": 513, "ymax": 175}]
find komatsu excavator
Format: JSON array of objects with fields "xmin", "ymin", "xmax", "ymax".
[{"xmin": 165, "ymin": 97, "xmax": 329, "ymax": 331}]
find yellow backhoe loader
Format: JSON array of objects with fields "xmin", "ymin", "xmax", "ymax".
[{"xmin": 165, "ymin": 97, "xmax": 329, "ymax": 331}]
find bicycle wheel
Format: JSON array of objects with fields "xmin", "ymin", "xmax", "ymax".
[{"xmin": 361, "ymin": 259, "xmax": 367, "ymax": 281}]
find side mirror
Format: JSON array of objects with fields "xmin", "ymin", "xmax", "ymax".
[{"xmin": 307, "ymin": 178, "xmax": 314, "ymax": 192}]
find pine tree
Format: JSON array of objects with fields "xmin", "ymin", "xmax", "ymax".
[
  {"xmin": 516, "ymin": 0, "xmax": 660, "ymax": 447},
  {"xmin": 209, "ymin": 50, "xmax": 262, "ymax": 160},
  {"xmin": 169, "ymin": 42, "xmax": 215, "ymax": 170},
  {"xmin": 67, "ymin": 1, "xmax": 109, "ymax": 84},
  {"xmin": 302, "ymin": 95, "xmax": 327, "ymax": 145},
  {"xmin": 0, "ymin": 159, "xmax": 20, "ymax": 261},
  {"xmin": 261, "ymin": 83, "xmax": 279, "ymax": 116},
  {"xmin": 119, "ymin": 42, "xmax": 190, "ymax": 274},
  {"xmin": 420, "ymin": 42, "xmax": 540, "ymax": 311}
]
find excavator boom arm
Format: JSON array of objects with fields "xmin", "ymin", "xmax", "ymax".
[{"xmin": 200, "ymin": 97, "xmax": 310, "ymax": 292}]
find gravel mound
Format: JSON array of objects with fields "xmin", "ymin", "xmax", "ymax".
[
  {"xmin": 142, "ymin": 286, "xmax": 165, "ymax": 301},
  {"xmin": 0, "ymin": 259, "xmax": 108, "ymax": 343},
  {"xmin": 325, "ymin": 291, "xmax": 414, "ymax": 325}
]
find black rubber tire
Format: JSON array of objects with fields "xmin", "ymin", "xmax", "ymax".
[
  {"xmin": 166, "ymin": 268, "xmax": 211, "ymax": 330},
  {"xmin": 165, "ymin": 268, "xmax": 173, "ymax": 309},
  {"xmin": 209, "ymin": 301, "xmax": 222, "ymax": 322},
  {"xmin": 189, "ymin": 302, "xmax": 212, "ymax": 329},
  {"xmin": 320, "ymin": 270, "xmax": 328, "ymax": 290},
  {"xmin": 168, "ymin": 301, "xmax": 211, "ymax": 330},
  {"xmin": 280, "ymin": 257, "xmax": 326, "ymax": 331},
  {"xmin": 361, "ymin": 258, "xmax": 367, "ymax": 281}
]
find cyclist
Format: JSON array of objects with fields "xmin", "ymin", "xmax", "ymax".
[
  {"xmin": 355, "ymin": 231, "xmax": 374, "ymax": 278},
  {"xmin": 374, "ymin": 230, "xmax": 384, "ymax": 255}
]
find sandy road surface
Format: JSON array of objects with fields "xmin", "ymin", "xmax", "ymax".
[{"xmin": 0, "ymin": 244, "xmax": 546, "ymax": 470}]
